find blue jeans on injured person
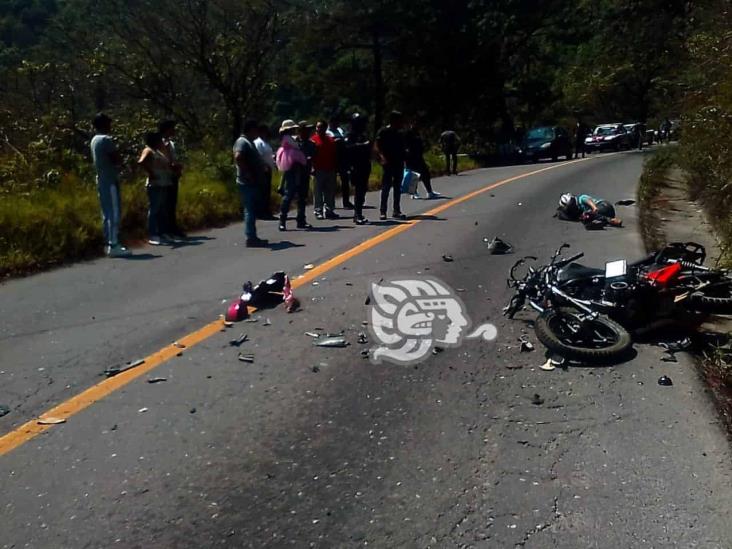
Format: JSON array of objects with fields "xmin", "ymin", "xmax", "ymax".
[
  {"xmin": 238, "ymin": 184, "xmax": 259, "ymax": 239},
  {"xmin": 97, "ymin": 177, "xmax": 121, "ymax": 246}
]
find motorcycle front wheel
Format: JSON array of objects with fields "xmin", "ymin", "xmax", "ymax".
[{"xmin": 535, "ymin": 307, "xmax": 632, "ymax": 363}]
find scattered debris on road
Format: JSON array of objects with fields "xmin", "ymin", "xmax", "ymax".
[
  {"xmin": 540, "ymin": 358, "xmax": 556, "ymax": 371},
  {"xmin": 358, "ymin": 333, "xmax": 368, "ymax": 344},
  {"xmin": 104, "ymin": 359, "xmax": 145, "ymax": 378},
  {"xmin": 0, "ymin": 404, "xmax": 10, "ymax": 417},
  {"xmin": 361, "ymin": 349, "xmax": 370, "ymax": 359},
  {"xmin": 305, "ymin": 331, "xmax": 320, "ymax": 338},
  {"xmin": 238, "ymin": 353, "xmax": 255, "ymax": 363},
  {"xmin": 432, "ymin": 346, "xmax": 444, "ymax": 355},
  {"xmin": 312, "ymin": 365, "xmax": 321, "ymax": 373},
  {"xmin": 531, "ymin": 394, "xmax": 545, "ymax": 406},
  {"xmin": 304, "ymin": 264, "xmax": 315, "ymax": 270},
  {"xmin": 189, "ymin": 407, "xmax": 196, "ymax": 414},
  {"xmin": 484, "ymin": 236, "xmax": 513, "ymax": 255},
  {"xmin": 173, "ymin": 341, "xmax": 186, "ymax": 349},
  {"xmin": 138, "ymin": 408, "xmax": 148, "ymax": 413},
  {"xmin": 314, "ymin": 336, "xmax": 349, "ymax": 348},
  {"xmin": 616, "ymin": 199, "xmax": 636, "ymax": 206},
  {"xmin": 659, "ymin": 338, "xmax": 692, "ymax": 353},
  {"xmin": 263, "ymin": 318, "xmax": 272, "ymax": 326},
  {"xmin": 519, "ymin": 336, "xmax": 534, "ymax": 352},
  {"xmin": 658, "ymin": 375, "xmax": 674, "ymax": 386},
  {"xmin": 147, "ymin": 377, "xmax": 167, "ymax": 384},
  {"xmin": 223, "ymin": 320, "xmax": 234, "ymax": 327},
  {"xmin": 229, "ymin": 333, "xmax": 248, "ymax": 347},
  {"xmin": 442, "ymin": 254, "xmax": 454, "ymax": 262},
  {"xmin": 37, "ymin": 417, "xmax": 66, "ymax": 425}
]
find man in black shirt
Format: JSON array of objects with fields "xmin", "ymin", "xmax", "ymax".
[
  {"xmin": 375, "ymin": 111, "xmax": 406, "ymax": 220},
  {"xmin": 346, "ymin": 113, "xmax": 372, "ymax": 224}
]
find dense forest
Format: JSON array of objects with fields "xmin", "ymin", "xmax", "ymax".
[{"xmin": 0, "ymin": 0, "xmax": 730, "ymax": 272}]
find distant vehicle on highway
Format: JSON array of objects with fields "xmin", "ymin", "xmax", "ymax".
[
  {"xmin": 519, "ymin": 126, "xmax": 572, "ymax": 162},
  {"xmin": 584, "ymin": 123, "xmax": 631, "ymax": 152},
  {"xmin": 623, "ymin": 123, "xmax": 654, "ymax": 146}
]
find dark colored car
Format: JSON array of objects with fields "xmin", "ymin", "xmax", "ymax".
[
  {"xmin": 519, "ymin": 126, "xmax": 572, "ymax": 162},
  {"xmin": 584, "ymin": 123, "xmax": 631, "ymax": 152}
]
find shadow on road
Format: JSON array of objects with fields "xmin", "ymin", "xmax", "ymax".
[
  {"xmin": 268, "ymin": 241, "xmax": 306, "ymax": 251},
  {"xmin": 409, "ymin": 214, "xmax": 446, "ymax": 221},
  {"xmin": 115, "ymin": 253, "xmax": 161, "ymax": 261}
]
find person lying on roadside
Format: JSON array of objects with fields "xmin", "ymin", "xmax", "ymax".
[{"xmin": 556, "ymin": 192, "xmax": 622, "ymax": 227}]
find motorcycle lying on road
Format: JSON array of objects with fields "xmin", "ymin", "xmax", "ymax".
[{"xmin": 503, "ymin": 242, "xmax": 732, "ymax": 362}]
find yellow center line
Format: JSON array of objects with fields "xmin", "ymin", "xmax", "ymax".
[{"xmin": 0, "ymin": 158, "xmax": 587, "ymax": 457}]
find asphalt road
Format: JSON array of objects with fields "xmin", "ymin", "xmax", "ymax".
[{"xmin": 1, "ymin": 150, "xmax": 731, "ymax": 548}]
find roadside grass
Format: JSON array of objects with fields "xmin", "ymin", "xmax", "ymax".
[
  {"xmin": 1, "ymin": 148, "xmax": 482, "ymax": 277},
  {"xmin": 637, "ymin": 146, "xmax": 678, "ymax": 251}
]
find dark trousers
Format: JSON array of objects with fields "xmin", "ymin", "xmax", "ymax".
[
  {"xmin": 339, "ymin": 169, "xmax": 351, "ymax": 206},
  {"xmin": 380, "ymin": 163, "xmax": 403, "ymax": 215},
  {"xmin": 164, "ymin": 177, "xmax": 180, "ymax": 234},
  {"xmin": 351, "ymin": 169, "xmax": 370, "ymax": 219},
  {"xmin": 444, "ymin": 151, "xmax": 458, "ymax": 174},
  {"xmin": 574, "ymin": 142, "xmax": 585, "ymax": 158},
  {"xmin": 147, "ymin": 185, "xmax": 171, "ymax": 238},
  {"xmin": 257, "ymin": 169, "xmax": 273, "ymax": 217},
  {"xmin": 407, "ymin": 159, "xmax": 433, "ymax": 194},
  {"xmin": 279, "ymin": 170, "xmax": 307, "ymax": 224}
]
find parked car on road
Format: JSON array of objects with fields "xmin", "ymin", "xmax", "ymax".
[
  {"xmin": 623, "ymin": 123, "xmax": 653, "ymax": 146},
  {"xmin": 585, "ymin": 123, "xmax": 631, "ymax": 152},
  {"xmin": 519, "ymin": 126, "xmax": 572, "ymax": 162}
]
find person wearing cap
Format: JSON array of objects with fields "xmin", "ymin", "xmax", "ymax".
[
  {"xmin": 375, "ymin": 110, "xmax": 407, "ymax": 220},
  {"xmin": 345, "ymin": 113, "xmax": 372, "ymax": 224},
  {"xmin": 233, "ymin": 120, "xmax": 268, "ymax": 247},
  {"xmin": 311, "ymin": 120, "xmax": 339, "ymax": 220},
  {"xmin": 90, "ymin": 113, "xmax": 130, "ymax": 257},
  {"xmin": 158, "ymin": 119, "xmax": 185, "ymax": 238},
  {"xmin": 276, "ymin": 119, "xmax": 312, "ymax": 231},
  {"xmin": 254, "ymin": 124, "xmax": 277, "ymax": 219}
]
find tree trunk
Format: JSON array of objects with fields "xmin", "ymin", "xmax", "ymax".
[{"xmin": 372, "ymin": 31, "xmax": 384, "ymax": 133}]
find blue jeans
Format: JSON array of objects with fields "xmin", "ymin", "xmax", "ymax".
[
  {"xmin": 97, "ymin": 178, "xmax": 121, "ymax": 246},
  {"xmin": 238, "ymin": 184, "xmax": 259, "ymax": 239},
  {"xmin": 279, "ymin": 169, "xmax": 307, "ymax": 224}
]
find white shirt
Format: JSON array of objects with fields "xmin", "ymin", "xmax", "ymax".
[
  {"xmin": 254, "ymin": 137, "xmax": 276, "ymax": 171},
  {"xmin": 326, "ymin": 126, "xmax": 345, "ymax": 140}
]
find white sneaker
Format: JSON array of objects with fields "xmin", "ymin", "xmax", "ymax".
[
  {"xmin": 412, "ymin": 193, "xmax": 420, "ymax": 199},
  {"xmin": 108, "ymin": 244, "xmax": 131, "ymax": 257},
  {"xmin": 148, "ymin": 237, "xmax": 162, "ymax": 246},
  {"xmin": 428, "ymin": 192, "xmax": 440, "ymax": 199}
]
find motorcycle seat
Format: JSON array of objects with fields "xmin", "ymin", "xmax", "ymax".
[{"xmin": 557, "ymin": 263, "xmax": 605, "ymax": 283}]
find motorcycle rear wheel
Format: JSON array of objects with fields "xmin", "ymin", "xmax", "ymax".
[
  {"xmin": 687, "ymin": 280, "xmax": 732, "ymax": 314},
  {"xmin": 535, "ymin": 307, "xmax": 632, "ymax": 363}
]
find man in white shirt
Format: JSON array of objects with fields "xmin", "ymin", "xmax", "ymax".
[
  {"xmin": 254, "ymin": 124, "xmax": 277, "ymax": 219},
  {"xmin": 327, "ymin": 115, "xmax": 354, "ymax": 209}
]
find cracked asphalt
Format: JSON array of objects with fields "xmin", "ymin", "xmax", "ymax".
[{"xmin": 1, "ymin": 150, "xmax": 731, "ymax": 548}]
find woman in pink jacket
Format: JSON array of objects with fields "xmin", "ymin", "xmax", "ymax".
[{"xmin": 276, "ymin": 120, "xmax": 311, "ymax": 231}]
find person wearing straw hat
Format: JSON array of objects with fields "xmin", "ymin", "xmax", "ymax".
[{"xmin": 276, "ymin": 119, "xmax": 312, "ymax": 231}]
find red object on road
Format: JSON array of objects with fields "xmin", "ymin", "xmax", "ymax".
[{"xmin": 226, "ymin": 298, "xmax": 250, "ymax": 322}]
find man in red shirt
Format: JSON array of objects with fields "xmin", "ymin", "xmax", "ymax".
[{"xmin": 311, "ymin": 120, "xmax": 339, "ymax": 219}]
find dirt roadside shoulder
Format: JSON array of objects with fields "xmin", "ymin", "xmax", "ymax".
[{"xmin": 639, "ymin": 157, "xmax": 732, "ymax": 434}]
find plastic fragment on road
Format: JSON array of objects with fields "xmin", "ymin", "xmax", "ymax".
[
  {"xmin": 442, "ymin": 254, "xmax": 454, "ymax": 262},
  {"xmin": 238, "ymin": 354, "xmax": 255, "ymax": 363},
  {"xmin": 0, "ymin": 404, "xmax": 9, "ymax": 417},
  {"xmin": 304, "ymin": 264, "xmax": 315, "ymax": 270},
  {"xmin": 484, "ymin": 237, "xmax": 513, "ymax": 255},
  {"xmin": 311, "ymin": 365, "xmax": 321, "ymax": 373},
  {"xmin": 658, "ymin": 375, "xmax": 673, "ymax": 386},
  {"xmin": 314, "ymin": 336, "xmax": 349, "ymax": 348},
  {"xmin": 305, "ymin": 332, "xmax": 320, "ymax": 338},
  {"xmin": 173, "ymin": 341, "xmax": 186, "ymax": 349},
  {"xmin": 358, "ymin": 333, "xmax": 368, "ymax": 344},
  {"xmin": 519, "ymin": 336, "xmax": 534, "ymax": 352},
  {"xmin": 37, "ymin": 417, "xmax": 66, "ymax": 425},
  {"xmin": 104, "ymin": 359, "xmax": 145, "ymax": 378},
  {"xmin": 539, "ymin": 358, "xmax": 556, "ymax": 371},
  {"xmin": 147, "ymin": 377, "xmax": 167, "ymax": 384},
  {"xmin": 263, "ymin": 318, "xmax": 272, "ymax": 326},
  {"xmin": 531, "ymin": 394, "xmax": 544, "ymax": 406},
  {"xmin": 229, "ymin": 333, "xmax": 248, "ymax": 347},
  {"xmin": 659, "ymin": 338, "xmax": 692, "ymax": 353},
  {"xmin": 137, "ymin": 408, "xmax": 148, "ymax": 413},
  {"xmin": 432, "ymin": 346, "xmax": 444, "ymax": 355},
  {"xmin": 283, "ymin": 275, "xmax": 300, "ymax": 313}
]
